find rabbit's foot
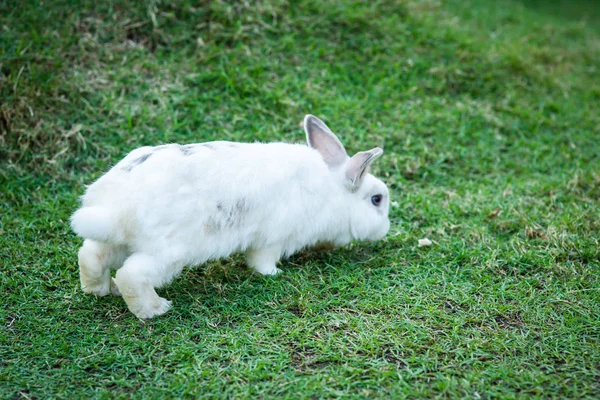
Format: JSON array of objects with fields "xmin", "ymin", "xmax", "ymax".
[
  {"xmin": 79, "ymin": 241, "xmax": 111, "ymax": 296},
  {"xmin": 81, "ymin": 280, "xmax": 111, "ymax": 297},
  {"xmin": 255, "ymin": 266, "xmax": 283, "ymax": 276},
  {"xmin": 115, "ymin": 253, "xmax": 173, "ymax": 319},
  {"xmin": 79, "ymin": 239, "xmax": 128, "ymax": 296},
  {"xmin": 246, "ymin": 246, "xmax": 283, "ymax": 276},
  {"xmin": 127, "ymin": 296, "xmax": 172, "ymax": 320}
]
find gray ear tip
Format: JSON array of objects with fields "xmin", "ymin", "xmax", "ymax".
[
  {"xmin": 303, "ymin": 115, "xmax": 312, "ymax": 130},
  {"xmin": 304, "ymin": 114, "xmax": 318, "ymax": 127},
  {"xmin": 374, "ymin": 147, "xmax": 384, "ymax": 155}
]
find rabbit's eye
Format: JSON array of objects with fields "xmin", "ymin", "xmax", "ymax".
[{"xmin": 371, "ymin": 194, "xmax": 382, "ymax": 206}]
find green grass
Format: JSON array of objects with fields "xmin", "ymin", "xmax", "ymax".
[{"xmin": 1, "ymin": 0, "xmax": 599, "ymax": 397}]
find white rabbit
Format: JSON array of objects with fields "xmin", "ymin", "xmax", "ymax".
[{"xmin": 71, "ymin": 115, "xmax": 390, "ymax": 319}]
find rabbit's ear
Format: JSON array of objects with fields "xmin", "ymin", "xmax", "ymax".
[
  {"xmin": 304, "ymin": 115, "xmax": 348, "ymax": 167},
  {"xmin": 345, "ymin": 148, "xmax": 383, "ymax": 188}
]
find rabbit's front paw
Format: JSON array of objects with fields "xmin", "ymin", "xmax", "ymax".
[
  {"xmin": 255, "ymin": 266, "xmax": 282, "ymax": 276},
  {"xmin": 246, "ymin": 246, "xmax": 282, "ymax": 277}
]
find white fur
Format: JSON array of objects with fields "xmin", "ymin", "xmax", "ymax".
[{"xmin": 71, "ymin": 115, "xmax": 390, "ymax": 319}]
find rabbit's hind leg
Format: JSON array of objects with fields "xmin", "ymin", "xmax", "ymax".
[
  {"xmin": 79, "ymin": 239, "xmax": 128, "ymax": 296},
  {"xmin": 114, "ymin": 253, "xmax": 172, "ymax": 319}
]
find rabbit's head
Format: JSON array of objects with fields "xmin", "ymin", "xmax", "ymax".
[{"xmin": 304, "ymin": 115, "xmax": 390, "ymax": 242}]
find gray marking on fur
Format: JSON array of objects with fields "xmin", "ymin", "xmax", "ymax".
[
  {"xmin": 153, "ymin": 145, "xmax": 171, "ymax": 151},
  {"xmin": 123, "ymin": 153, "xmax": 152, "ymax": 172},
  {"xmin": 152, "ymin": 143, "xmax": 216, "ymax": 156},
  {"xmin": 179, "ymin": 143, "xmax": 215, "ymax": 155},
  {"xmin": 226, "ymin": 199, "xmax": 248, "ymax": 227},
  {"xmin": 205, "ymin": 199, "xmax": 248, "ymax": 234},
  {"xmin": 180, "ymin": 144, "xmax": 197, "ymax": 156}
]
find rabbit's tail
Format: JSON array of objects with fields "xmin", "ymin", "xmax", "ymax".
[{"xmin": 71, "ymin": 207, "xmax": 124, "ymax": 243}]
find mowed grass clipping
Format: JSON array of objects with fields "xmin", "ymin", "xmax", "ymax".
[{"xmin": 1, "ymin": 0, "xmax": 599, "ymax": 398}]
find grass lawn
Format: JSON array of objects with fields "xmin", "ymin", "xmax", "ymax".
[{"xmin": 1, "ymin": 0, "xmax": 599, "ymax": 397}]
